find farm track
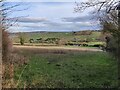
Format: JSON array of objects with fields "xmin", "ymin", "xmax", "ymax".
[{"xmin": 13, "ymin": 45, "xmax": 103, "ymax": 53}]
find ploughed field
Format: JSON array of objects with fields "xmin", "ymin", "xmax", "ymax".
[{"xmin": 12, "ymin": 46, "xmax": 118, "ymax": 88}]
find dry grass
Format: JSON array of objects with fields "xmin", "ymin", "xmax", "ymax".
[{"xmin": 2, "ymin": 53, "xmax": 29, "ymax": 88}]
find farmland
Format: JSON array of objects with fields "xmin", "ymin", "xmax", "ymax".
[
  {"xmin": 4, "ymin": 31, "xmax": 118, "ymax": 88},
  {"xmin": 2, "ymin": 0, "xmax": 119, "ymax": 88},
  {"xmin": 10, "ymin": 31, "xmax": 105, "ymax": 47},
  {"xmin": 11, "ymin": 31, "xmax": 101, "ymax": 42}
]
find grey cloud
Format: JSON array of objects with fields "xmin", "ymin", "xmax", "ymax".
[
  {"xmin": 62, "ymin": 15, "xmax": 96, "ymax": 23},
  {"xmin": 20, "ymin": 20, "xmax": 99, "ymax": 32},
  {"xmin": 11, "ymin": 16, "xmax": 100, "ymax": 32},
  {"xmin": 10, "ymin": 21, "xmax": 100, "ymax": 32},
  {"xmin": 17, "ymin": 17, "xmax": 48, "ymax": 23},
  {"xmin": 26, "ymin": 22, "xmax": 76, "ymax": 30}
]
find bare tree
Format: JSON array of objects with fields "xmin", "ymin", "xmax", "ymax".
[
  {"xmin": 74, "ymin": 0, "xmax": 119, "ymax": 13},
  {"xmin": 74, "ymin": 0, "xmax": 119, "ymax": 28},
  {"xmin": 0, "ymin": 0, "xmax": 15, "ymax": 87},
  {"xmin": 0, "ymin": 0, "xmax": 28, "ymax": 88},
  {"xmin": 0, "ymin": 0, "xmax": 28, "ymax": 61},
  {"xmin": 1, "ymin": 0, "xmax": 17, "ymax": 63}
]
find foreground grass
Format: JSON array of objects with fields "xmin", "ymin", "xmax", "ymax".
[{"xmin": 14, "ymin": 51, "xmax": 118, "ymax": 88}]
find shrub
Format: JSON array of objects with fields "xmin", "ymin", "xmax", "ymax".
[
  {"xmin": 2, "ymin": 30, "xmax": 12, "ymax": 63},
  {"xmin": 36, "ymin": 38, "xmax": 43, "ymax": 43},
  {"xmin": 29, "ymin": 39, "xmax": 34, "ymax": 43},
  {"xmin": 93, "ymin": 44, "xmax": 102, "ymax": 47},
  {"xmin": 2, "ymin": 30, "xmax": 14, "ymax": 87},
  {"xmin": 105, "ymin": 35, "xmax": 119, "ymax": 57},
  {"xmin": 82, "ymin": 43, "xmax": 88, "ymax": 47}
]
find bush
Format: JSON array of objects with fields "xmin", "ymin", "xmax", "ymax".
[
  {"xmin": 105, "ymin": 36, "xmax": 119, "ymax": 57},
  {"xmin": 29, "ymin": 39, "xmax": 34, "ymax": 43},
  {"xmin": 36, "ymin": 38, "xmax": 43, "ymax": 43},
  {"xmin": 2, "ymin": 30, "xmax": 13, "ymax": 87},
  {"xmin": 102, "ymin": 35, "xmax": 120, "ymax": 61},
  {"xmin": 82, "ymin": 43, "xmax": 88, "ymax": 46},
  {"xmin": 2, "ymin": 30, "xmax": 12, "ymax": 63}
]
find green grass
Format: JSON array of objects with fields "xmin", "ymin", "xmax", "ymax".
[
  {"xmin": 87, "ymin": 42, "xmax": 106, "ymax": 46},
  {"xmin": 14, "ymin": 52, "xmax": 118, "ymax": 88}
]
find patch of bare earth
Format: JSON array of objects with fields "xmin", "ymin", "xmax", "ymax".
[{"xmin": 13, "ymin": 45, "xmax": 103, "ymax": 54}]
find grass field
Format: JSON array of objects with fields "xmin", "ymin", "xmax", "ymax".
[{"xmin": 13, "ymin": 49, "xmax": 118, "ymax": 88}]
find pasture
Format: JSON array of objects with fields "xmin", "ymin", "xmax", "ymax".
[{"xmin": 11, "ymin": 46, "xmax": 118, "ymax": 88}]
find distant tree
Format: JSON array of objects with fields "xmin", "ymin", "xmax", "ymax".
[{"xmin": 18, "ymin": 32, "xmax": 26, "ymax": 45}]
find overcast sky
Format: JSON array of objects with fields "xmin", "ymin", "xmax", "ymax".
[
  {"xmin": 6, "ymin": 0, "xmax": 88, "ymax": 2},
  {"xmin": 6, "ymin": 0, "xmax": 100, "ymax": 32}
]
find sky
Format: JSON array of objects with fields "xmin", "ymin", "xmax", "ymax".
[
  {"xmin": 5, "ymin": 0, "xmax": 100, "ymax": 32},
  {"xmin": 5, "ymin": 0, "xmax": 88, "ymax": 2}
]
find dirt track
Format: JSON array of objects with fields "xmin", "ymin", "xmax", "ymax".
[{"xmin": 13, "ymin": 45, "xmax": 103, "ymax": 53}]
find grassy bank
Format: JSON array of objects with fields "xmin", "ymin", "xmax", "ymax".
[{"xmin": 14, "ymin": 51, "xmax": 118, "ymax": 88}]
